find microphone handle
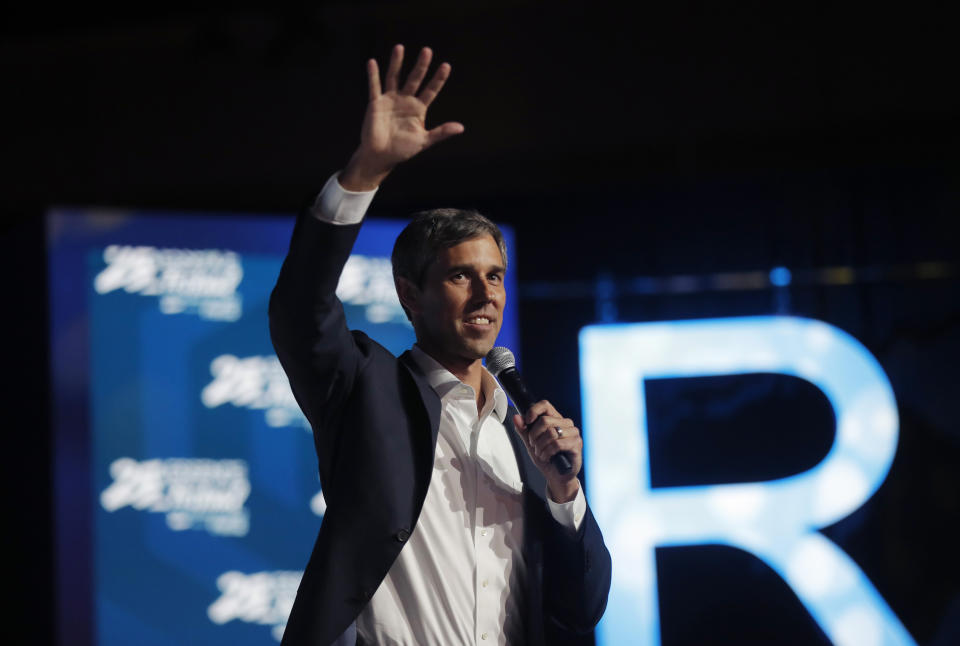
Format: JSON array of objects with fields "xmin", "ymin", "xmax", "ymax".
[{"xmin": 497, "ymin": 367, "xmax": 573, "ymax": 475}]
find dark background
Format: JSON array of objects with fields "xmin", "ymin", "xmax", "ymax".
[{"xmin": 4, "ymin": 2, "xmax": 958, "ymax": 644}]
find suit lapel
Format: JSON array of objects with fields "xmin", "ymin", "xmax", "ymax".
[
  {"xmin": 399, "ymin": 350, "xmax": 442, "ymax": 450},
  {"xmin": 504, "ymin": 405, "xmax": 548, "ymax": 502},
  {"xmin": 504, "ymin": 406, "xmax": 549, "ymax": 646}
]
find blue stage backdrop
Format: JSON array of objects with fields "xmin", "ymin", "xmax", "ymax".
[{"xmin": 47, "ymin": 208, "xmax": 519, "ymax": 645}]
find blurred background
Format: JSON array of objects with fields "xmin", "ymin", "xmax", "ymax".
[{"xmin": 4, "ymin": 2, "xmax": 958, "ymax": 645}]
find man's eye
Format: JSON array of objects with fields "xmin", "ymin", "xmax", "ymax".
[{"xmin": 489, "ymin": 274, "xmax": 502, "ymax": 283}]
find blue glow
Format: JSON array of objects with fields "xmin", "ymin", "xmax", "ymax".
[
  {"xmin": 579, "ymin": 316, "xmax": 914, "ymax": 646},
  {"xmin": 769, "ymin": 266, "xmax": 792, "ymax": 286}
]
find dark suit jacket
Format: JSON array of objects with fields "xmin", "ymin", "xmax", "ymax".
[{"xmin": 269, "ymin": 212, "xmax": 611, "ymax": 645}]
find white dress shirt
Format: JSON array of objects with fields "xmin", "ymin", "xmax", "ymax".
[{"xmin": 312, "ymin": 173, "xmax": 586, "ymax": 645}]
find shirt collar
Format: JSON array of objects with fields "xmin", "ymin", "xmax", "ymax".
[{"xmin": 409, "ymin": 345, "xmax": 508, "ymax": 423}]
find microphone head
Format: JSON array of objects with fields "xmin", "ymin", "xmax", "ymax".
[{"xmin": 485, "ymin": 346, "xmax": 516, "ymax": 377}]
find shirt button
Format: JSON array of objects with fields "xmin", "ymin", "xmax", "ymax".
[
  {"xmin": 481, "ymin": 529, "xmax": 488, "ymax": 536},
  {"xmin": 395, "ymin": 528, "xmax": 410, "ymax": 542},
  {"xmin": 482, "ymin": 579, "xmax": 489, "ymax": 588},
  {"xmin": 481, "ymin": 633, "xmax": 488, "ymax": 640}
]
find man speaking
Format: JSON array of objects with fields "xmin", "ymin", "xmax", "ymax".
[{"xmin": 270, "ymin": 44, "xmax": 611, "ymax": 646}]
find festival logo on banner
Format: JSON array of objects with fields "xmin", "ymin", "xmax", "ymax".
[
  {"xmin": 100, "ymin": 457, "xmax": 251, "ymax": 536},
  {"xmin": 337, "ymin": 254, "xmax": 410, "ymax": 325},
  {"xmin": 207, "ymin": 570, "xmax": 303, "ymax": 641},
  {"xmin": 201, "ymin": 354, "xmax": 310, "ymax": 429},
  {"xmin": 93, "ymin": 245, "xmax": 243, "ymax": 321}
]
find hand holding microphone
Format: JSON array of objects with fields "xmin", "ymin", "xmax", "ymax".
[{"xmin": 486, "ymin": 347, "xmax": 582, "ymax": 499}]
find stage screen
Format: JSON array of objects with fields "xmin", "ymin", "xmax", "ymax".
[{"xmin": 48, "ymin": 208, "xmax": 519, "ymax": 645}]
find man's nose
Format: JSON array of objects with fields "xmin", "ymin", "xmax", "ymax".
[{"xmin": 471, "ymin": 276, "xmax": 495, "ymax": 302}]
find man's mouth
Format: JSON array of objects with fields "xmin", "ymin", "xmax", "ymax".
[{"xmin": 465, "ymin": 316, "xmax": 492, "ymax": 325}]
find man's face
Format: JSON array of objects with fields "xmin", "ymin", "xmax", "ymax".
[{"xmin": 402, "ymin": 235, "xmax": 506, "ymax": 370}]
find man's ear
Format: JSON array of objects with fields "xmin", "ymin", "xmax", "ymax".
[{"xmin": 395, "ymin": 277, "xmax": 421, "ymax": 316}]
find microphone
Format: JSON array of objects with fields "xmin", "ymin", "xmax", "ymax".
[{"xmin": 485, "ymin": 346, "xmax": 573, "ymax": 475}]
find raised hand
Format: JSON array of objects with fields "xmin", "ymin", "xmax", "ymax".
[{"xmin": 341, "ymin": 45, "xmax": 464, "ymax": 191}]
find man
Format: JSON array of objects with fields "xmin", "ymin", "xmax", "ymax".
[{"xmin": 270, "ymin": 44, "xmax": 611, "ymax": 646}]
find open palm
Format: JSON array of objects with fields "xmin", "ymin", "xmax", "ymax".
[{"xmin": 351, "ymin": 45, "xmax": 464, "ymax": 181}]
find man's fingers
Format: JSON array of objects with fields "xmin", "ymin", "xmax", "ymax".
[
  {"xmin": 535, "ymin": 424, "xmax": 581, "ymax": 455},
  {"xmin": 514, "ymin": 410, "xmax": 583, "ymax": 466},
  {"xmin": 533, "ymin": 435, "xmax": 583, "ymax": 462},
  {"xmin": 402, "ymin": 47, "xmax": 433, "ymax": 95},
  {"xmin": 524, "ymin": 400, "xmax": 560, "ymax": 425},
  {"xmin": 418, "ymin": 62, "xmax": 452, "ymax": 107},
  {"xmin": 384, "ymin": 44, "xmax": 404, "ymax": 93},
  {"xmin": 525, "ymin": 415, "xmax": 575, "ymax": 448},
  {"xmin": 532, "ymin": 422, "xmax": 578, "ymax": 448},
  {"xmin": 425, "ymin": 122, "xmax": 465, "ymax": 148},
  {"xmin": 366, "ymin": 59, "xmax": 381, "ymax": 101}
]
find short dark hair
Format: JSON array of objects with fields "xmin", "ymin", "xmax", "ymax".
[
  {"xmin": 392, "ymin": 208, "xmax": 507, "ymax": 286},
  {"xmin": 391, "ymin": 208, "xmax": 508, "ymax": 317}
]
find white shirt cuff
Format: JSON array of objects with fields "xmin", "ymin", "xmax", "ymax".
[
  {"xmin": 546, "ymin": 483, "xmax": 586, "ymax": 532},
  {"xmin": 310, "ymin": 172, "xmax": 378, "ymax": 225}
]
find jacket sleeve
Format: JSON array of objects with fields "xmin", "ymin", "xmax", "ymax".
[
  {"xmin": 541, "ymin": 497, "xmax": 613, "ymax": 640},
  {"xmin": 268, "ymin": 212, "xmax": 367, "ymax": 473}
]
